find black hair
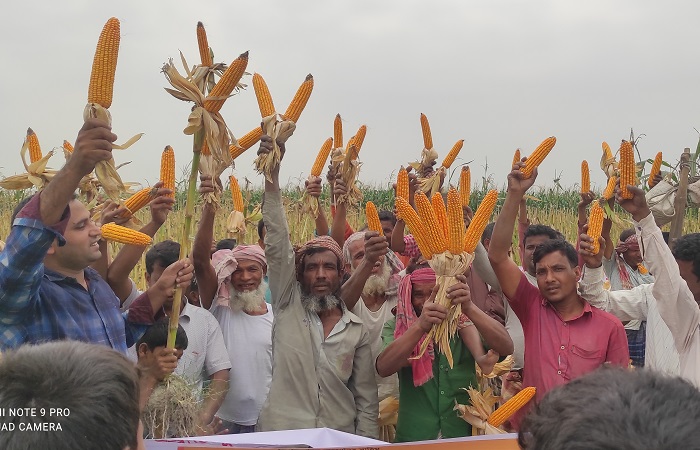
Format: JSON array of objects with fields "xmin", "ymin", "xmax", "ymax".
[
  {"xmin": 257, "ymin": 219, "xmax": 266, "ymax": 241},
  {"xmin": 482, "ymin": 222, "xmax": 496, "ymax": 243},
  {"xmin": 136, "ymin": 317, "xmax": 188, "ymax": 351},
  {"xmin": 216, "ymin": 238, "xmax": 237, "ymax": 251},
  {"xmin": 672, "ymin": 233, "xmax": 700, "ymax": 280},
  {"xmin": 523, "ymin": 224, "xmax": 563, "ymax": 247},
  {"xmin": 532, "ymin": 238, "xmax": 578, "ymax": 268},
  {"xmin": 519, "ymin": 367, "xmax": 700, "ymax": 449},
  {"xmin": 145, "ymin": 240, "xmax": 180, "ymax": 274},
  {"xmin": 378, "ymin": 210, "xmax": 397, "ymax": 226},
  {"xmin": 619, "ymin": 228, "xmax": 636, "ymax": 242}
]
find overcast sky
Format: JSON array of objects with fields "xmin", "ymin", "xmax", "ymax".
[{"xmin": 2, "ymin": 1, "xmax": 699, "ymax": 193}]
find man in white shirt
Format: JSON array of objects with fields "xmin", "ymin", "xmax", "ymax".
[
  {"xmin": 192, "ymin": 178, "xmax": 273, "ymax": 433},
  {"xmin": 601, "ymin": 183, "xmax": 700, "ymax": 387}
]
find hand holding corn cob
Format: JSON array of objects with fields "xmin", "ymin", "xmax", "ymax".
[
  {"xmin": 578, "ymin": 228, "xmax": 605, "ymax": 269},
  {"xmin": 508, "ymin": 159, "xmax": 538, "ymax": 195},
  {"xmin": 614, "ymin": 183, "xmax": 651, "ymax": 222}
]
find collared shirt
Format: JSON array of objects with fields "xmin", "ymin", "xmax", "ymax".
[
  {"xmin": 0, "ymin": 195, "xmax": 154, "ymax": 354},
  {"xmin": 509, "ymin": 273, "xmax": 629, "ymax": 407},
  {"xmin": 257, "ymin": 190, "xmax": 378, "ymax": 438},
  {"xmin": 381, "ymin": 318, "xmax": 475, "ymax": 442},
  {"xmin": 635, "ymin": 213, "xmax": 700, "ymax": 387},
  {"xmin": 578, "ymin": 264, "xmax": 679, "ymax": 375}
]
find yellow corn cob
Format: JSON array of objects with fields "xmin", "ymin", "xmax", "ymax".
[
  {"xmin": 463, "ymin": 190, "xmax": 498, "ymax": 253},
  {"xmin": 447, "ymin": 189, "xmax": 465, "ymax": 254},
  {"xmin": 283, "ymin": 74, "xmax": 313, "ymax": 123},
  {"xmin": 229, "ymin": 175, "xmax": 244, "ymax": 213},
  {"xmin": 396, "ymin": 167, "xmax": 409, "ymax": 200},
  {"xmin": 334, "ymin": 114, "xmax": 343, "ymax": 149},
  {"xmin": 420, "ymin": 113, "xmax": 433, "ymax": 149},
  {"xmin": 431, "ymin": 192, "xmax": 449, "ymax": 239},
  {"xmin": 311, "ymin": 138, "xmax": 333, "ymax": 177},
  {"xmin": 230, "ymin": 128, "xmax": 263, "ymax": 159},
  {"xmin": 160, "ymin": 146, "xmax": 175, "ymax": 198},
  {"xmin": 26, "ymin": 128, "xmax": 42, "ymax": 164},
  {"xmin": 441, "ymin": 139, "xmax": 464, "ymax": 169},
  {"xmin": 394, "ymin": 197, "xmax": 433, "ymax": 259},
  {"xmin": 365, "ymin": 201, "xmax": 383, "ymax": 234},
  {"xmin": 521, "ymin": 136, "xmax": 557, "ymax": 179},
  {"xmin": 638, "ymin": 263, "xmax": 649, "ymax": 275},
  {"xmin": 252, "ymin": 72, "xmax": 276, "ymax": 117},
  {"xmin": 63, "ymin": 140, "xmax": 74, "ymax": 154},
  {"xmin": 487, "ymin": 386, "xmax": 536, "ymax": 427},
  {"xmin": 618, "ymin": 140, "xmax": 636, "ymax": 199},
  {"xmin": 512, "ymin": 149, "xmax": 521, "ymax": 168},
  {"xmin": 602, "ymin": 141, "xmax": 613, "ymax": 161},
  {"xmin": 581, "ymin": 160, "xmax": 590, "ymax": 194},
  {"xmin": 414, "ymin": 192, "xmax": 448, "ymax": 254},
  {"xmin": 459, "ymin": 166, "xmax": 471, "ymax": 207},
  {"xmin": 648, "ymin": 151, "xmax": 663, "ymax": 187},
  {"xmin": 123, "ymin": 187, "xmax": 157, "ymax": 216},
  {"xmin": 87, "ymin": 17, "xmax": 120, "ymax": 108},
  {"xmin": 101, "ymin": 223, "xmax": 152, "ymax": 246},
  {"xmin": 351, "ymin": 125, "xmax": 367, "ymax": 153},
  {"xmin": 587, "ymin": 202, "xmax": 604, "ymax": 254},
  {"xmin": 603, "ymin": 176, "xmax": 617, "ymax": 200},
  {"xmin": 196, "ymin": 21, "xmax": 213, "ymax": 67},
  {"xmin": 203, "ymin": 51, "xmax": 249, "ymax": 114}
]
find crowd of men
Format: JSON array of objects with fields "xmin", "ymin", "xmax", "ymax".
[{"xmin": 1, "ymin": 118, "xmax": 700, "ymax": 449}]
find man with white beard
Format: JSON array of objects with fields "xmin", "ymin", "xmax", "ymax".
[
  {"xmin": 342, "ymin": 231, "xmax": 399, "ymax": 400},
  {"xmin": 193, "ymin": 175, "xmax": 273, "ymax": 434},
  {"xmin": 256, "ymin": 133, "xmax": 378, "ymax": 438}
]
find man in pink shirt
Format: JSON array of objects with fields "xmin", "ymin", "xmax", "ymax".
[{"xmin": 487, "ymin": 162, "xmax": 629, "ymax": 428}]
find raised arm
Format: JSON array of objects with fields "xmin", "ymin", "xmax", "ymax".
[
  {"xmin": 330, "ymin": 177, "xmax": 350, "ymax": 247},
  {"xmin": 259, "ymin": 133, "xmax": 296, "ymax": 312},
  {"xmin": 617, "ymin": 185, "xmax": 700, "ymax": 354},
  {"xmin": 192, "ymin": 175, "xmax": 219, "ymax": 309},
  {"xmin": 340, "ymin": 232, "xmax": 388, "ymax": 310},
  {"xmin": 106, "ymin": 186, "xmax": 174, "ymax": 303},
  {"xmin": 489, "ymin": 164, "xmax": 537, "ymax": 299},
  {"xmin": 305, "ymin": 176, "xmax": 329, "ymax": 236},
  {"xmin": 602, "ymin": 198, "xmax": 615, "ymax": 260}
]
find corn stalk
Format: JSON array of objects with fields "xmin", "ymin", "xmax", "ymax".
[{"xmin": 167, "ymin": 130, "xmax": 203, "ymax": 348}]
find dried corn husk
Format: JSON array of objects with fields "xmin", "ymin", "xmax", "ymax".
[
  {"xmin": 162, "ymin": 57, "xmax": 234, "ymax": 206},
  {"xmin": 410, "ymin": 146, "xmax": 442, "ymax": 197},
  {"xmin": 254, "ymin": 114, "xmax": 296, "ymax": 182},
  {"xmin": 332, "ymin": 144, "xmax": 363, "ymax": 206},
  {"xmin": 0, "ymin": 136, "xmax": 58, "ymax": 190},
  {"xmin": 378, "ymin": 396, "xmax": 399, "ymax": 443},
  {"xmin": 83, "ymin": 103, "xmax": 143, "ymax": 202},
  {"xmin": 454, "ymin": 387, "xmax": 505, "ymax": 436},
  {"xmin": 0, "ymin": 240, "xmax": 5, "ymax": 252},
  {"xmin": 414, "ymin": 251, "xmax": 475, "ymax": 368},
  {"xmin": 477, "ymin": 355, "xmax": 514, "ymax": 380},
  {"xmin": 600, "ymin": 151, "xmax": 618, "ymax": 179}
]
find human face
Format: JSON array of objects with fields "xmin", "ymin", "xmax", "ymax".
[
  {"xmin": 302, "ymin": 250, "xmax": 341, "ymax": 296},
  {"xmin": 380, "ymin": 220, "xmax": 394, "ymax": 242},
  {"xmin": 348, "ymin": 238, "xmax": 384, "ymax": 275},
  {"xmin": 678, "ymin": 260, "xmax": 700, "ymax": 302},
  {"xmin": 622, "ymin": 248, "xmax": 643, "ymax": 268},
  {"xmin": 411, "ymin": 282, "xmax": 435, "ymax": 315},
  {"xmin": 231, "ymin": 259, "xmax": 264, "ymax": 292},
  {"xmin": 51, "ymin": 200, "xmax": 102, "ymax": 270},
  {"xmin": 535, "ymin": 251, "xmax": 580, "ymax": 303},
  {"xmin": 523, "ymin": 235, "xmax": 551, "ymax": 276}
]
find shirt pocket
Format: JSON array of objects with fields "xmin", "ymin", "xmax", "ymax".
[{"xmin": 569, "ymin": 344, "xmax": 603, "ymax": 375}]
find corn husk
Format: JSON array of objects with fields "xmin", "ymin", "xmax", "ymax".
[
  {"xmin": 378, "ymin": 396, "xmax": 399, "ymax": 443},
  {"xmin": 0, "ymin": 137, "xmax": 58, "ymax": 190},
  {"xmin": 410, "ymin": 146, "xmax": 443, "ymax": 197},
  {"xmin": 414, "ymin": 251, "xmax": 475, "ymax": 368},
  {"xmin": 332, "ymin": 144, "xmax": 363, "ymax": 206},
  {"xmin": 162, "ymin": 56, "xmax": 234, "ymax": 206},
  {"xmin": 0, "ymin": 240, "xmax": 5, "ymax": 252},
  {"xmin": 477, "ymin": 355, "xmax": 514, "ymax": 380},
  {"xmin": 454, "ymin": 387, "xmax": 505, "ymax": 436},
  {"xmin": 254, "ymin": 114, "xmax": 295, "ymax": 183},
  {"xmin": 600, "ymin": 152, "xmax": 618, "ymax": 179},
  {"xmin": 83, "ymin": 103, "xmax": 143, "ymax": 202}
]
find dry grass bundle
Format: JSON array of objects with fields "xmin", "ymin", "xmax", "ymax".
[{"xmin": 143, "ymin": 374, "xmax": 202, "ymax": 439}]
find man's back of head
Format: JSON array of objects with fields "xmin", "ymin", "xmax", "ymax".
[
  {"xmin": 519, "ymin": 367, "xmax": 700, "ymax": 449},
  {"xmin": 0, "ymin": 341, "xmax": 142, "ymax": 450}
]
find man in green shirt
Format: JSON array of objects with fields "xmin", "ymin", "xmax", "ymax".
[{"xmin": 377, "ymin": 267, "xmax": 513, "ymax": 442}]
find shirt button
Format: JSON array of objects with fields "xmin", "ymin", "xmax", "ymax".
[
  {"xmin": 557, "ymin": 370, "xmax": 562, "ymax": 375},
  {"xmin": 440, "ymin": 390, "xmax": 445, "ymax": 395},
  {"xmin": 560, "ymin": 345, "xmax": 565, "ymax": 350},
  {"xmin": 440, "ymin": 365, "xmax": 444, "ymax": 369},
  {"xmin": 563, "ymin": 323, "xmax": 568, "ymax": 327}
]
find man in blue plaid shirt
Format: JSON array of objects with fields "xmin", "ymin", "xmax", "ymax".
[{"xmin": 0, "ymin": 118, "xmax": 194, "ymax": 354}]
